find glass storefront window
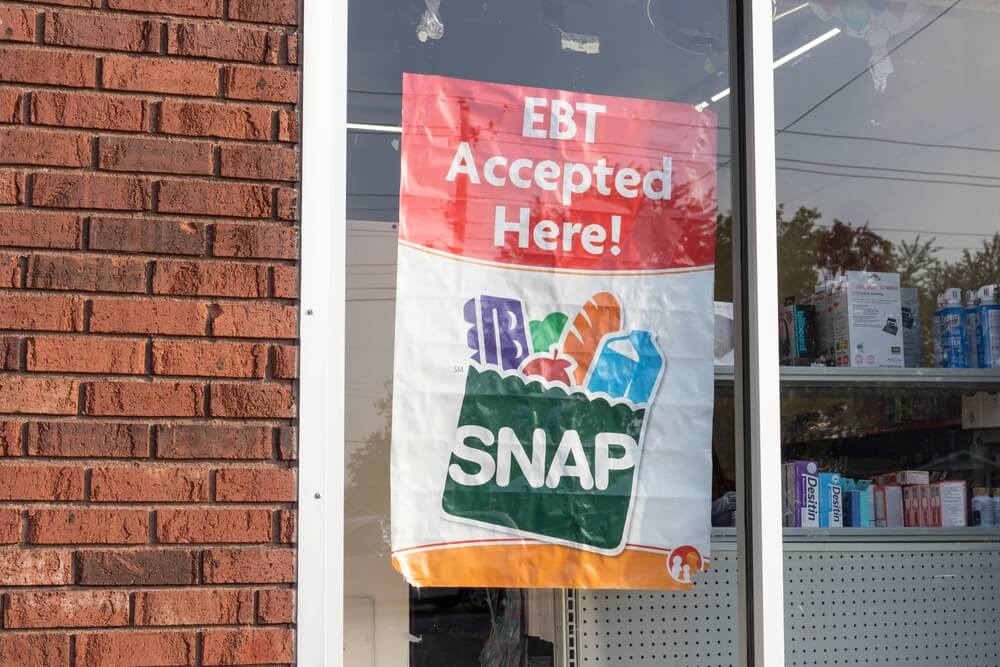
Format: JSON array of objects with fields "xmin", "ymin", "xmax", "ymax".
[
  {"xmin": 342, "ymin": 1, "xmax": 744, "ymax": 664},
  {"xmin": 774, "ymin": 0, "xmax": 1000, "ymax": 662}
]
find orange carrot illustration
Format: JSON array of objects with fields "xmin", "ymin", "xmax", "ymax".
[{"xmin": 562, "ymin": 292, "xmax": 623, "ymax": 386}]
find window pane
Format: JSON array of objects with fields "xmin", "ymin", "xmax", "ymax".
[
  {"xmin": 775, "ymin": 1, "xmax": 1000, "ymax": 663},
  {"xmin": 346, "ymin": 1, "xmax": 741, "ymax": 664}
]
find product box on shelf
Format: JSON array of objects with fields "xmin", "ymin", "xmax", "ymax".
[
  {"xmin": 784, "ymin": 460, "xmax": 819, "ymax": 528},
  {"xmin": 933, "ymin": 481, "xmax": 968, "ymax": 527},
  {"xmin": 880, "ymin": 470, "xmax": 930, "ymax": 486},
  {"xmin": 962, "ymin": 392, "xmax": 1000, "ymax": 429},
  {"xmin": 827, "ymin": 271, "xmax": 904, "ymax": 368},
  {"xmin": 874, "ymin": 485, "xmax": 905, "ymax": 528},
  {"xmin": 780, "ymin": 301, "xmax": 818, "ymax": 366},
  {"xmin": 901, "ymin": 287, "xmax": 922, "ymax": 367},
  {"xmin": 818, "ymin": 472, "xmax": 843, "ymax": 528},
  {"xmin": 842, "ymin": 479, "xmax": 874, "ymax": 528}
]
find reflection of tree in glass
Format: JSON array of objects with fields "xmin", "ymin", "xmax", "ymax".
[{"xmin": 346, "ymin": 382, "xmax": 392, "ymax": 520}]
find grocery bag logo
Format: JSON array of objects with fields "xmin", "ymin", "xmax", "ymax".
[{"xmin": 442, "ymin": 291, "xmax": 666, "ymax": 555}]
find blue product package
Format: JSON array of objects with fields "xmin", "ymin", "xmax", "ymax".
[
  {"xmin": 585, "ymin": 330, "xmax": 664, "ymax": 403},
  {"xmin": 940, "ymin": 289, "xmax": 968, "ymax": 368},
  {"xmin": 819, "ymin": 472, "xmax": 843, "ymax": 528},
  {"xmin": 857, "ymin": 480, "xmax": 874, "ymax": 528},
  {"xmin": 978, "ymin": 285, "xmax": 1000, "ymax": 369},
  {"xmin": 840, "ymin": 479, "xmax": 858, "ymax": 527}
]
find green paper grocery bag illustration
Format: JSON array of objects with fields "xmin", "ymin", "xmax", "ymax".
[{"xmin": 442, "ymin": 291, "xmax": 663, "ymax": 554}]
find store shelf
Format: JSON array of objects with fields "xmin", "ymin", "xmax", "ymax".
[
  {"xmin": 711, "ymin": 526, "xmax": 1000, "ymax": 543},
  {"xmin": 781, "ymin": 417, "xmax": 961, "ymax": 444},
  {"xmin": 714, "ymin": 365, "xmax": 1000, "ymax": 388}
]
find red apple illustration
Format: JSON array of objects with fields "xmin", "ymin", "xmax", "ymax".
[{"xmin": 520, "ymin": 351, "xmax": 573, "ymax": 386}]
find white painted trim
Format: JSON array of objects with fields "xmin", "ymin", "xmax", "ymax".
[
  {"xmin": 733, "ymin": 1, "xmax": 784, "ymax": 665},
  {"xmin": 297, "ymin": 0, "xmax": 346, "ymax": 664}
]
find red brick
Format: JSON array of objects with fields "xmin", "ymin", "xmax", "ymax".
[
  {"xmin": 103, "ymin": 55, "xmax": 220, "ymax": 97},
  {"xmin": 26, "ymin": 509, "xmax": 148, "ymax": 544},
  {"xmin": 153, "ymin": 259, "xmax": 267, "ymax": 298},
  {"xmin": 228, "ymin": 0, "xmax": 297, "ymax": 25},
  {"xmin": 0, "ymin": 508, "xmax": 19, "ymax": 543},
  {"xmin": 0, "ymin": 210, "xmax": 82, "ymax": 249},
  {"xmin": 0, "ymin": 45, "xmax": 96, "ymax": 87},
  {"xmin": 272, "ymin": 264, "xmax": 297, "ymax": 298},
  {"xmin": 0, "ymin": 464, "xmax": 84, "ymax": 500},
  {"xmin": 0, "ymin": 634, "xmax": 69, "ymax": 665},
  {"xmin": 0, "ymin": 170, "xmax": 19, "ymax": 204},
  {"xmin": 152, "ymin": 340, "xmax": 266, "ymax": 378},
  {"xmin": 213, "ymin": 222, "xmax": 297, "ymax": 259},
  {"xmin": 31, "ymin": 90, "xmax": 149, "ymax": 131},
  {"xmin": 158, "ymin": 180, "xmax": 271, "ymax": 218},
  {"xmin": 0, "ymin": 421, "xmax": 18, "ymax": 457},
  {"xmin": 276, "ymin": 187, "xmax": 297, "ymax": 220},
  {"xmin": 216, "ymin": 467, "xmax": 294, "ymax": 502},
  {"xmin": 156, "ymin": 508, "xmax": 271, "ymax": 543},
  {"xmin": 0, "ymin": 549, "xmax": 73, "ymax": 585},
  {"xmin": 277, "ymin": 426, "xmax": 296, "ymax": 460},
  {"xmin": 219, "ymin": 144, "xmax": 298, "ymax": 181},
  {"xmin": 75, "ymin": 631, "xmax": 195, "ymax": 667},
  {"xmin": 0, "ymin": 251, "xmax": 20, "ymax": 287},
  {"xmin": 167, "ymin": 22, "xmax": 279, "ymax": 63},
  {"xmin": 223, "ymin": 65, "xmax": 298, "ymax": 103},
  {"xmin": 277, "ymin": 109, "xmax": 298, "ymax": 142},
  {"xmin": 0, "ymin": 335, "xmax": 20, "ymax": 371},
  {"xmin": 83, "ymin": 381, "xmax": 206, "ymax": 417},
  {"xmin": 203, "ymin": 547, "xmax": 293, "ymax": 583},
  {"xmin": 277, "ymin": 509, "xmax": 294, "ymax": 543},
  {"xmin": 32, "ymin": 173, "xmax": 151, "ymax": 211},
  {"xmin": 109, "ymin": 0, "xmax": 223, "ymax": 18},
  {"xmin": 135, "ymin": 589, "xmax": 253, "ymax": 626},
  {"xmin": 99, "ymin": 136, "xmax": 213, "ymax": 175},
  {"xmin": 257, "ymin": 589, "xmax": 293, "ymax": 624},
  {"xmin": 90, "ymin": 297, "xmax": 206, "ymax": 335},
  {"xmin": 0, "ymin": 376, "xmax": 79, "ymax": 415},
  {"xmin": 211, "ymin": 302, "xmax": 296, "ymax": 338},
  {"xmin": 203, "ymin": 628, "xmax": 293, "ymax": 665},
  {"xmin": 158, "ymin": 99, "xmax": 271, "ymax": 141},
  {"xmin": 45, "ymin": 11, "xmax": 159, "ymax": 52},
  {"xmin": 211, "ymin": 383, "xmax": 294, "ymax": 418},
  {"xmin": 0, "ymin": 6, "xmax": 39, "ymax": 42},
  {"xmin": 91, "ymin": 465, "xmax": 209, "ymax": 502},
  {"xmin": 272, "ymin": 344, "xmax": 297, "ymax": 378},
  {"xmin": 0, "ymin": 127, "xmax": 91, "ymax": 167},
  {"xmin": 0, "ymin": 293, "xmax": 83, "ymax": 331},
  {"xmin": 27, "ymin": 254, "xmax": 148, "ymax": 293},
  {"xmin": 76, "ymin": 549, "xmax": 196, "ymax": 585},
  {"xmin": 3, "ymin": 590, "xmax": 129, "ymax": 628},
  {"xmin": 90, "ymin": 217, "xmax": 206, "ymax": 255},
  {"xmin": 0, "ymin": 87, "xmax": 22, "ymax": 122},
  {"xmin": 26, "ymin": 336, "xmax": 144, "ymax": 374},
  {"xmin": 156, "ymin": 424, "xmax": 270, "ymax": 460},
  {"xmin": 27, "ymin": 422, "xmax": 149, "ymax": 458},
  {"xmin": 287, "ymin": 33, "xmax": 299, "ymax": 65}
]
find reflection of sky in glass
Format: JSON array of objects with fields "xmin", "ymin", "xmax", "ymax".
[{"xmin": 774, "ymin": 0, "xmax": 1000, "ymax": 264}]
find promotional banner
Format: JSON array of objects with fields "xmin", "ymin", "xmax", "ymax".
[{"xmin": 390, "ymin": 73, "xmax": 718, "ymax": 589}]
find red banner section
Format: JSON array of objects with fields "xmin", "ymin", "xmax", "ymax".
[{"xmin": 399, "ymin": 73, "xmax": 718, "ymax": 272}]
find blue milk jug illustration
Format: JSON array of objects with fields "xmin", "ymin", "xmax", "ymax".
[{"xmin": 585, "ymin": 331, "xmax": 664, "ymax": 404}]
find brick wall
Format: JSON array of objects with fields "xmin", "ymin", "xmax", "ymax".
[{"xmin": 0, "ymin": 1, "xmax": 300, "ymax": 664}]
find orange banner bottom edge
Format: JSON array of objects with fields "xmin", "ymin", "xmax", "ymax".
[{"xmin": 392, "ymin": 543, "xmax": 707, "ymax": 590}]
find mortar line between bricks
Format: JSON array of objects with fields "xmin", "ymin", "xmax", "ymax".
[
  {"xmin": 0, "ymin": 118, "xmax": 302, "ymax": 146},
  {"xmin": 0, "ymin": 204, "xmax": 303, "ymax": 229},
  {"xmin": 0, "ymin": 246, "xmax": 301, "ymax": 266},
  {"xmin": 0, "ymin": 332, "xmax": 300, "ymax": 346},
  {"xmin": 0, "ymin": 40, "xmax": 304, "ymax": 73},
  {"xmin": 1, "ymin": 287, "xmax": 300, "ymax": 304},
  {"xmin": 0, "ymin": 370, "xmax": 298, "ymax": 385},
  {"xmin": 5, "ymin": 161, "xmax": 301, "ymax": 188},
  {"xmin": 2, "ymin": 0, "xmax": 300, "ymax": 30},
  {"xmin": 0, "ymin": 79, "xmax": 299, "ymax": 110}
]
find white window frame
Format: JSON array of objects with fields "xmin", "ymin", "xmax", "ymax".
[{"xmin": 295, "ymin": 0, "xmax": 785, "ymax": 663}]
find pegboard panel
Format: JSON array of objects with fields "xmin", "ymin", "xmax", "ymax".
[
  {"xmin": 573, "ymin": 550, "xmax": 737, "ymax": 666},
  {"xmin": 571, "ymin": 544, "xmax": 1000, "ymax": 667}
]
